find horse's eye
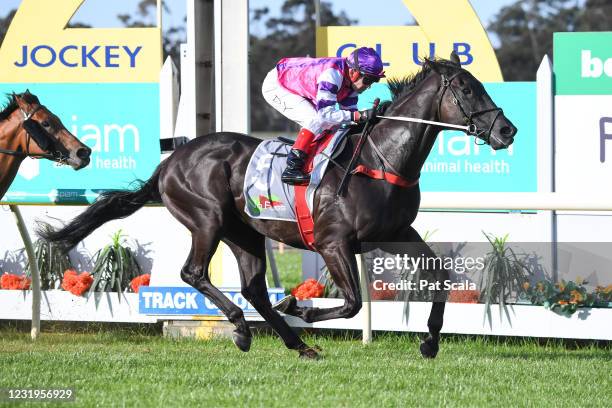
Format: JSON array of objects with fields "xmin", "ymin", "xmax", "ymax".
[
  {"xmin": 463, "ymin": 88, "xmax": 472, "ymax": 95},
  {"xmin": 41, "ymin": 121, "xmax": 50, "ymax": 127}
]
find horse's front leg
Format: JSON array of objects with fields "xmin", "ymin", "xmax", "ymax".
[
  {"xmin": 396, "ymin": 226, "xmax": 448, "ymax": 359},
  {"xmin": 274, "ymin": 240, "xmax": 362, "ymax": 323}
]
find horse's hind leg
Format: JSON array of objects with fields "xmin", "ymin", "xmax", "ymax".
[
  {"xmin": 165, "ymin": 200, "xmax": 253, "ymax": 351},
  {"xmin": 225, "ymin": 232, "xmax": 319, "ymax": 359},
  {"xmin": 274, "ymin": 240, "xmax": 363, "ymax": 323},
  {"xmin": 182, "ymin": 232, "xmax": 254, "ymax": 351}
]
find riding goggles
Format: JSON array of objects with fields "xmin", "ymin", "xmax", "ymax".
[{"xmin": 361, "ymin": 74, "xmax": 380, "ymax": 86}]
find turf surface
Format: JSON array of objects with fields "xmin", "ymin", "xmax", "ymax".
[{"xmin": 0, "ymin": 327, "xmax": 610, "ymax": 407}]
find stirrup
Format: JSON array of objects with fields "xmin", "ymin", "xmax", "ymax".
[{"xmin": 281, "ymin": 169, "xmax": 310, "ymax": 185}]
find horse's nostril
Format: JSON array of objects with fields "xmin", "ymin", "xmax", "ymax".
[
  {"xmin": 76, "ymin": 148, "xmax": 91, "ymax": 159},
  {"xmin": 500, "ymin": 126, "xmax": 513, "ymax": 136}
]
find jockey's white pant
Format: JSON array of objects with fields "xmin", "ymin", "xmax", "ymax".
[{"xmin": 261, "ymin": 69, "xmax": 330, "ymax": 136}]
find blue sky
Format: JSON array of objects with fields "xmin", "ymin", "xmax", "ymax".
[{"xmin": 2, "ymin": 0, "xmax": 515, "ymax": 34}]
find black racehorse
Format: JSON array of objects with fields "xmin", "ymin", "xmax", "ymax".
[{"xmin": 40, "ymin": 53, "xmax": 517, "ymax": 359}]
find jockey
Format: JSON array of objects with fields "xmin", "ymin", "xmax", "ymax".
[{"xmin": 261, "ymin": 47, "xmax": 385, "ymax": 185}]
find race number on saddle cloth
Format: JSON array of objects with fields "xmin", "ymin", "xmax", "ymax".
[{"xmin": 243, "ymin": 127, "xmax": 349, "ymax": 222}]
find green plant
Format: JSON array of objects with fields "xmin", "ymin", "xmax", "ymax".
[
  {"xmin": 25, "ymin": 224, "xmax": 73, "ymax": 290},
  {"xmin": 89, "ymin": 230, "xmax": 142, "ymax": 295},
  {"xmin": 322, "ymin": 266, "xmax": 342, "ymax": 298},
  {"xmin": 521, "ymin": 279, "xmax": 611, "ymax": 316},
  {"xmin": 480, "ymin": 232, "xmax": 531, "ymax": 324}
]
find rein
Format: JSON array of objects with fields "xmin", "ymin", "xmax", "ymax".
[{"xmin": 379, "ymin": 72, "xmax": 503, "ymax": 144}]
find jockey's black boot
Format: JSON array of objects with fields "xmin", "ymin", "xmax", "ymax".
[{"xmin": 282, "ymin": 148, "xmax": 310, "ymax": 185}]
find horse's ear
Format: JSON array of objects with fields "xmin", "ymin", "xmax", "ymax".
[
  {"xmin": 12, "ymin": 92, "xmax": 23, "ymax": 105},
  {"xmin": 427, "ymin": 58, "xmax": 440, "ymax": 74},
  {"xmin": 450, "ymin": 51, "xmax": 460, "ymax": 66}
]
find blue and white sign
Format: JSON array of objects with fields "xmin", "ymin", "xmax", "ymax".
[{"xmin": 139, "ymin": 287, "xmax": 286, "ymax": 316}]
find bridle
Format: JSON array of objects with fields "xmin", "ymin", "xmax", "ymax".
[
  {"xmin": 348, "ymin": 68, "xmax": 505, "ymax": 189},
  {"xmin": 437, "ymin": 71, "xmax": 503, "ymax": 145},
  {"xmin": 0, "ymin": 104, "xmax": 65, "ymax": 162},
  {"xmin": 378, "ymin": 70, "xmax": 504, "ymax": 145}
]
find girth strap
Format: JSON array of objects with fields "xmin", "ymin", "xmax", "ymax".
[{"xmin": 352, "ymin": 164, "xmax": 419, "ymax": 188}]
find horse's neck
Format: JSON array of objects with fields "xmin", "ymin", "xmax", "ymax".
[
  {"xmin": 369, "ymin": 75, "xmax": 442, "ymax": 180},
  {"xmin": 0, "ymin": 117, "xmax": 24, "ymax": 199}
]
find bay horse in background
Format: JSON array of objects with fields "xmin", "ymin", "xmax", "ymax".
[
  {"xmin": 0, "ymin": 91, "xmax": 91, "ymax": 200},
  {"xmin": 40, "ymin": 53, "xmax": 517, "ymax": 359}
]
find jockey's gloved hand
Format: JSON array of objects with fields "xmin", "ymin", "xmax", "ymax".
[
  {"xmin": 352, "ymin": 108, "xmax": 376, "ymax": 124},
  {"xmin": 376, "ymin": 100, "xmax": 392, "ymax": 116}
]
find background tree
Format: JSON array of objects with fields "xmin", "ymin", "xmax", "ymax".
[
  {"xmin": 117, "ymin": 0, "xmax": 186, "ymax": 73},
  {"xmin": 0, "ymin": 9, "xmax": 17, "ymax": 48},
  {"xmin": 488, "ymin": 0, "xmax": 612, "ymax": 81}
]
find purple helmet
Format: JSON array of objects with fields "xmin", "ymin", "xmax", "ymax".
[{"xmin": 347, "ymin": 47, "xmax": 385, "ymax": 78}]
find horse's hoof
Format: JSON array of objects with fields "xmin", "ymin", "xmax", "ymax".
[
  {"xmin": 272, "ymin": 295, "xmax": 297, "ymax": 314},
  {"xmin": 232, "ymin": 330, "xmax": 252, "ymax": 352},
  {"xmin": 419, "ymin": 338, "xmax": 439, "ymax": 359},
  {"xmin": 298, "ymin": 347, "xmax": 321, "ymax": 360}
]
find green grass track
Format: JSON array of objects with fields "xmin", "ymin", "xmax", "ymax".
[{"xmin": 0, "ymin": 327, "xmax": 610, "ymax": 407}]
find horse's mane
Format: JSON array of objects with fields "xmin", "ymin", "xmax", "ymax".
[
  {"xmin": 386, "ymin": 57, "xmax": 461, "ymax": 109},
  {"xmin": 0, "ymin": 92, "xmax": 40, "ymax": 122}
]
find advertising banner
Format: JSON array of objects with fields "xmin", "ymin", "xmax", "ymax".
[
  {"xmin": 0, "ymin": 0, "xmax": 162, "ymax": 204},
  {"xmin": 139, "ymin": 287, "xmax": 286, "ymax": 316},
  {"xmin": 554, "ymin": 32, "xmax": 612, "ymax": 194},
  {"xmin": 553, "ymin": 32, "xmax": 612, "ymax": 96}
]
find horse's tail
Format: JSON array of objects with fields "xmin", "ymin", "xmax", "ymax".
[{"xmin": 38, "ymin": 163, "xmax": 164, "ymax": 253}]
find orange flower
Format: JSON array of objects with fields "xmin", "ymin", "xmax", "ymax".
[
  {"xmin": 291, "ymin": 279, "xmax": 324, "ymax": 300},
  {"xmin": 569, "ymin": 290, "xmax": 583, "ymax": 304},
  {"xmin": 536, "ymin": 282, "xmax": 544, "ymax": 292},
  {"xmin": 61, "ymin": 270, "xmax": 93, "ymax": 296},
  {"xmin": 448, "ymin": 289, "xmax": 480, "ymax": 303},
  {"xmin": 369, "ymin": 283, "xmax": 397, "ymax": 301},
  {"xmin": 130, "ymin": 274, "xmax": 151, "ymax": 293},
  {"xmin": 1, "ymin": 273, "xmax": 31, "ymax": 290},
  {"xmin": 522, "ymin": 281, "xmax": 530, "ymax": 291},
  {"xmin": 556, "ymin": 281, "xmax": 565, "ymax": 292},
  {"xmin": 558, "ymin": 300, "xmax": 568, "ymax": 305}
]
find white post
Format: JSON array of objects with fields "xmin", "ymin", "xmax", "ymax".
[
  {"xmin": 160, "ymin": 56, "xmax": 179, "ymax": 155},
  {"xmin": 214, "ymin": 0, "xmax": 250, "ymax": 133},
  {"xmin": 9, "ymin": 205, "xmax": 40, "ymax": 340},
  {"xmin": 536, "ymin": 54, "xmax": 556, "ymax": 279},
  {"xmin": 157, "ymin": 0, "xmax": 163, "ymax": 29},
  {"xmin": 357, "ymin": 255, "xmax": 372, "ymax": 344},
  {"xmin": 174, "ymin": 0, "xmax": 214, "ymax": 139},
  {"xmin": 209, "ymin": 0, "xmax": 249, "ymax": 288}
]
